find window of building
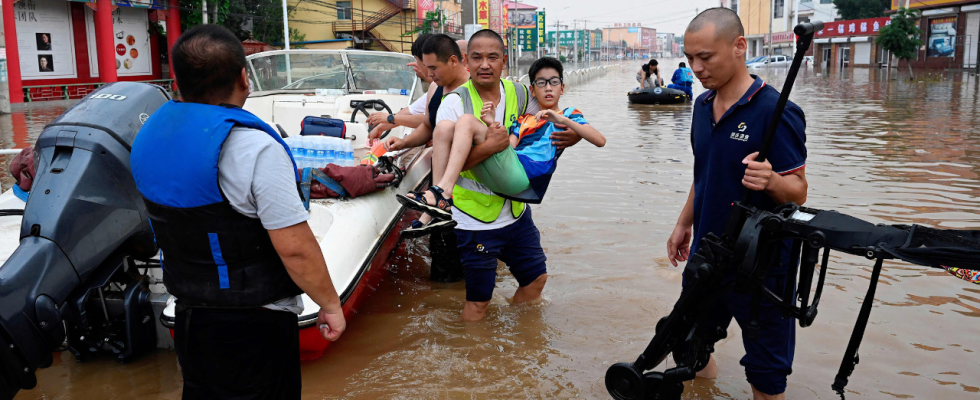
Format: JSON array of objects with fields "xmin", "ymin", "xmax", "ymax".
[
  {"xmin": 819, "ymin": 0, "xmax": 832, "ymax": 3},
  {"xmin": 337, "ymin": 1, "xmax": 352, "ymax": 20},
  {"xmin": 731, "ymin": 0, "xmax": 738, "ymax": 15},
  {"xmin": 774, "ymin": 0, "xmax": 784, "ymax": 18}
]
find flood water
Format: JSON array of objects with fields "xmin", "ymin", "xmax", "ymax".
[{"xmin": 8, "ymin": 62, "xmax": 980, "ymax": 399}]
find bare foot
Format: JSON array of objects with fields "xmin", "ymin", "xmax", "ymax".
[{"xmin": 696, "ymin": 355, "xmax": 718, "ymax": 379}]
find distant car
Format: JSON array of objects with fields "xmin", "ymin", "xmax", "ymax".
[
  {"xmin": 748, "ymin": 55, "xmax": 791, "ymax": 68},
  {"xmin": 745, "ymin": 56, "xmax": 766, "ymax": 65}
]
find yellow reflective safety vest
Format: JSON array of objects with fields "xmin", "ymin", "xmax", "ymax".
[{"xmin": 448, "ymin": 79, "xmax": 529, "ymax": 223}]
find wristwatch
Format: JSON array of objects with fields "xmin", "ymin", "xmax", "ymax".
[{"xmin": 387, "ymin": 114, "xmax": 395, "ymax": 124}]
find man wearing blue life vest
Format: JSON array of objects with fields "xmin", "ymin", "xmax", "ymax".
[
  {"xmin": 666, "ymin": 8, "xmax": 807, "ymax": 400},
  {"xmin": 668, "ymin": 61, "xmax": 695, "ymax": 98},
  {"xmin": 130, "ymin": 25, "xmax": 345, "ymax": 399}
]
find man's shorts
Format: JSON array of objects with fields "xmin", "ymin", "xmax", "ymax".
[
  {"xmin": 455, "ymin": 209, "xmax": 547, "ymax": 302},
  {"xmin": 696, "ymin": 274, "xmax": 796, "ymax": 395}
]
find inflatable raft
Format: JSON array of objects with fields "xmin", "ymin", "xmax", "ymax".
[{"xmin": 627, "ymin": 86, "xmax": 691, "ymax": 105}]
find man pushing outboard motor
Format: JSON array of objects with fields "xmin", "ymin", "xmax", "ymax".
[{"xmin": 605, "ymin": 8, "xmax": 980, "ymax": 400}]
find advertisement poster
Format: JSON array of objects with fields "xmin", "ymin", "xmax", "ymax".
[
  {"xmin": 417, "ymin": 0, "xmax": 434, "ymax": 20},
  {"xmin": 517, "ymin": 27, "xmax": 537, "ymax": 51},
  {"xmin": 86, "ymin": 6, "xmax": 152, "ymax": 77},
  {"xmin": 15, "ymin": 0, "xmax": 78, "ymax": 80},
  {"xmin": 509, "ymin": 10, "xmax": 535, "ymax": 27},
  {"xmin": 536, "ymin": 11, "xmax": 545, "ymax": 46},
  {"xmin": 488, "ymin": 0, "xmax": 503, "ymax": 34},
  {"xmin": 477, "ymin": 0, "xmax": 489, "ymax": 29},
  {"xmin": 928, "ymin": 17, "xmax": 956, "ymax": 58}
]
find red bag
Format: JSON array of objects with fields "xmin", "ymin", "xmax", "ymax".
[{"xmin": 309, "ymin": 164, "xmax": 394, "ymax": 199}]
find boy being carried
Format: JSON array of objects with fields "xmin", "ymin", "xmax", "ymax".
[{"xmin": 397, "ymin": 57, "xmax": 605, "ymax": 234}]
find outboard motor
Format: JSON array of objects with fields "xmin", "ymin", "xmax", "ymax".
[{"xmin": 0, "ymin": 82, "xmax": 169, "ymax": 399}]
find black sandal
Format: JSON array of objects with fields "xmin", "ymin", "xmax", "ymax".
[
  {"xmin": 396, "ymin": 186, "xmax": 453, "ymax": 220},
  {"xmin": 401, "ymin": 218, "xmax": 457, "ymax": 239}
]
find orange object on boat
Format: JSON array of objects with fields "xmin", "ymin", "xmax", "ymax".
[{"xmin": 360, "ymin": 141, "xmax": 387, "ymax": 165}]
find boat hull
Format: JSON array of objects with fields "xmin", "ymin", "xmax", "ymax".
[{"xmin": 628, "ymin": 87, "xmax": 690, "ymax": 105}]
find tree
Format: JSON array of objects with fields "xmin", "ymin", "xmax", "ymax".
[
  {"xmin": 832, "ymin": 0, "xmax": 891, "ymax": 20},
  {"xmin": 179, "ymin": 0, "xmax": 291, "ymax": 45},
  {"xmin": 403, "ymin": 10, "xmax": 446, "ymax": 36},
  {"xmin": 876, "ymin": 8, "xmax": 922, "ymax": 80}
]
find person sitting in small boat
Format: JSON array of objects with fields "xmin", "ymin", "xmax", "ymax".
[
  {"xmin": 668, "ymin": 61, "xmax": 695, "ymax": 98},
  {"xmin": 637, "ymin": 63, "xmax": 653, "ymax": 88}
]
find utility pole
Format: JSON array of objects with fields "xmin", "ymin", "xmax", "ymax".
[
  {"xmin": 767, "ymin": 0, "xmax": 773, "ymax": 59},
  {"xmin": 573, "ymin": 20, "xmax": 578, "ymax": 66},
  {"xmin": 793, "ymin": 0, "xmax": 800, "ymax": 52},
  {"xmin": 203, "ymin": 0, "xmax": 209, "ymax": 24},
  {"xmin": 473, "ymin": 0, "xmax": 477, "ymax": 24}
]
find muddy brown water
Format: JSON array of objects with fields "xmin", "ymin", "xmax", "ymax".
[{"xmin": 5, "ymin": 63, "xmax": 980, "ymax": 399}]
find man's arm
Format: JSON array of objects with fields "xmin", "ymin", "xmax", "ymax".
[
  {"xmin": 268, "ymin": 224, "xmax": 345, "ymax": 341},
  {"xmin": 667, "ymin": 183, "xmax": 695, "ymax": 267},
  {"xmin": 742, "ymin": 154, "xmax": 808, "ymax": 205}
]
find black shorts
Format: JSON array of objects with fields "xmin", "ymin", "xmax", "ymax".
[{"xmin": 174, "ymin": 305, "xmax": 301, "ymax": 400}]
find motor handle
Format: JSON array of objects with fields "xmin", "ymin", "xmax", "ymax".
[{"xmin": 794, "ymin": 21, "xmax": 825, "ymax": 36}]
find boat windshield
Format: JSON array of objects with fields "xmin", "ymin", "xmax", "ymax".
[{"xmin": 247, "ymin": 52, "xmax": 416, "ymax": 93}]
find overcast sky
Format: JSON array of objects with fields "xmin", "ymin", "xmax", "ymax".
[{"xmin": 524, "ymin": 0, "xmax": 722, "ymax": 36}]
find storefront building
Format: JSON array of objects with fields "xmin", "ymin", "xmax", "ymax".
[
  {"xmin": 813, "ymin": 17, "xmax": 892, "ymax": 69},
  {"xmin": 2, "ymin": 0, "xmax": 178, "ymax": 104},
  {"xmin": 892, "ymin": 1, "xmax": 980, "ymax": 70}
]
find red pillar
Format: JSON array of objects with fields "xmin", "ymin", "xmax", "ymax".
[
  {"xmin": 94, "ymin": 0, "xmax": 118, "ymax": 83},
  {"xmin": 3, "ymin": 0, "xmax": 23, "ymax": 103},
  {"xmin": 167, "ymin": 0, "xmax": 181, "ymax": 81}
]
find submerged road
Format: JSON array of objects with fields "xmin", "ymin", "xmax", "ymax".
[{"xmin": 4, "ymin": 62, "xmax": 980, "ymax": 399}]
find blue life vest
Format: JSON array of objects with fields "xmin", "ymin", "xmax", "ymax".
[
  {"xmin": 676, "ymin": 67, "xmax": 694, "ymax": 85},
  {"xmin": 131, "ymin": 101, "xmax": 303, "ymax": 308}
]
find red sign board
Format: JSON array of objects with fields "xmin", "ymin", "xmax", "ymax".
[{"xmin": 815, "ymin": 17, "xmax": 891, "ymax": 37}]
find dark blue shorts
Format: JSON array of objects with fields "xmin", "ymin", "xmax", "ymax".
[
  {"xmin": 695, "ymin": 274, "xmax": 796, "ymax": 395},
  {"xmin": 455, "ymin": 209, "xmax": 547, "ymax": 302}
]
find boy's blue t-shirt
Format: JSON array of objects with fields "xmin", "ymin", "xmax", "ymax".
[
  {"xmin": 508, "ymin": 108, "xmax": 588, "ymax": 178},
  {"xmin": 690, "ymin": 75, "xmax": 807, "ymax": 276}
]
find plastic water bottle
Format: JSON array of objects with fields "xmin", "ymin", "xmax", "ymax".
[
  {"xmin": 344, "ymin": 141, "xmax": 355, "ymax": 166},
  {"xmin": 313, "ymin": 137, "xmax": 328, "ymax": 169},
  {"xmin": 293, "ymin": 137, "xmax": 309, "ymax": 170}
]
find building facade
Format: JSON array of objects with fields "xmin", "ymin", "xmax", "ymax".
[
  {"xmin": 657, "ymin": 32, "xmax": 675, "ymax": 57},
  {"xmin": 813, "ymin": 17, "xmax": 892, "ymax": 68},
  {"xmin": 2, "ymin": 0, "xmax": 175, "ymax": 106},
  {"xmin": 892, "ymin": 0, "xmax": 980, "ymax": 70},
  {"xmin": 723, "ymin": 0, "xmax": 838, "ymax": 58},
  {"xmin": 290, "ymin": 0, "xmax": 435, "ymax": 54},
  {"xmin": 602, "ymin": 24, "xmax": 657, "ymax": 59}
]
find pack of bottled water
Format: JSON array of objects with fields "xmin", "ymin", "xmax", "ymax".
[{"xmin": 285, "ymin": 136, "xmax": 355, "ymax": 169}]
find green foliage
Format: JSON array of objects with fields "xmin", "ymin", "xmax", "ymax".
[
  {"xmin": 876, "ymin": 8, "xmax": 922, "ymax": 78},
  {"xmin": 179, "ymin": 0, "xmax": 290, "ymax": 45},
  {"xmin": 402, "ymin": 10, "xmax": 446, "ymax": 36},
  {"xmin": 832, "ymin": 0, "xmax": 890, "ymax": 20},
  {"xmin": 559, "ymin": 55, "xmax": 567, "ymax": 63}
]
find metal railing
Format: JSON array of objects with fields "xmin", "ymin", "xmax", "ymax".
[
  {"xmin": 504, "ymin": 65, "xmax": 616, "ymax": 88},
  {"xmin": 22, "ymin": 79, "xmax": 175, "ymax": 102}
]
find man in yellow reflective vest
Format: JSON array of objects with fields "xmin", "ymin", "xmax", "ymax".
[{"xmin": 425, "ymin": 30, "xmax": 582, "ymax": 321}]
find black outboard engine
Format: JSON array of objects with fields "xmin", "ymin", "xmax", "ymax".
[{"xmin": 0, "ymin": 82, "xmax": 169, "ymax": 399}]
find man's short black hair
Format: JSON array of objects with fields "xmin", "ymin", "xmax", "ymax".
[
  {"xmin": 468, "ymin": 29, "xmax": 505, "ymax": 53},
  {"xmin": 528, "ymin": 57, "xmax": 563, "ymax": 81},
  {"xmin": 679, "ymin": 62, "xmax": 687, "ymax": 68},
  {"xmin": 421, "ymin": 34, "xmax": 462, "ymax": 63},
  {"xmin": 411, "ymin": 33, "xmax": 433, "ymax": 59},
  {"xmin": 687, "ymin": 7, "xmax": 744, "ymax": 42},
  {"xmin": 648, "ymin": 59, "xmax": 658, "ymax": 66},
  {"xmin": 172, "ymin": 24, "xmax": 247, "ymax": 104}
]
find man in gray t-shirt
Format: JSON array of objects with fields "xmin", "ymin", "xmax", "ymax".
[{"xmin": 133, "ymin": 25, "xmax": 345, "ymax": 399}]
